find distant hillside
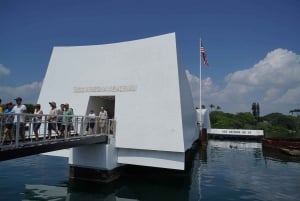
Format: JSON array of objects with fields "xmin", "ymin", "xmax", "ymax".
[{"xmin": 210, "ymin": 111, "xmax": 300, "ymax": 139}]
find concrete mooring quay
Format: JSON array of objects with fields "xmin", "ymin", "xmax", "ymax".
[{"xmin": 207, "ymin": 128, "xmax": 264, "ymax": 140}]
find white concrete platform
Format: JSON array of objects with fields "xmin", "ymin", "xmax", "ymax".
[{"xmin": 208, "ymin": 128, "xmax": 264, "ymax": 139}]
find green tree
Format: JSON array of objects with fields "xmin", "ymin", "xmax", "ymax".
[
  {"xmin": 251, "ymin": 102, "xmax": 260, "ymax": 120},
  {"xmin": 25, "ymin": 104, "xmax": 35, "ymax": 114},
  {"xmin": 210, "ymin": 111, "xmax": 242, "ymax": 129},
  {"xmin": 262, "ymin": 113, "xmax": 297, "ymax": 130},
  {"xmin": 235, "ymin": 112, "xmax": 257, "ymax": 127}
]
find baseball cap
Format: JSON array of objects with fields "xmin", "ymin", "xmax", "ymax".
[
  {"xmin": 15, "ymin": 97, "xmax": 22, "ymax": 101},
  {"xmin": 6, "ymin": 102, "xmax": 12, "ymax": 106}
]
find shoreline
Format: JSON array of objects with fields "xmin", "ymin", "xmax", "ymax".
[{"xmin": 262, "ymin": 137, "xmax": 300, "ymax": 156}]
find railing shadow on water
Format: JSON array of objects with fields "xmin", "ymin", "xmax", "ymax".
[{"xmin": 0, "ymin": 113, "xmax": 116, "ymax": 149}]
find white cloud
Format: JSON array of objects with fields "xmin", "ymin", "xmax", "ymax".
[
  {"xmin": 0, "ymin": 64, "xmax": 11, "ymax": 77},
  {"xmin": 0, "ymin": 82, "xmax": 42, "ymax": 103},
  {"xmin": 226, "ymin": 48, "xmax": 300, "ymax": 88},
  {"xmin": 186, "ymin": 70, "xmax": 218, "ymax": 108},
  {"xmin": 0, "ymin": 63, "xmax": 42, "ymax": 104},
  {"xmin": 187, "ymin": 48, "xmax": 300, "ymax": 115}
]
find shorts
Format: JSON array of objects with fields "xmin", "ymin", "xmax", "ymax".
[
  {"xmin": 61, "ymin": 124, "xmax": 72, "ymax": 132},
  {"xmin": 33, "ymin": 122, "xmax": 41, "ymax": 132},
  {"xmin": 5, "ymin": 123, "xmax": 13, "ymax": 130},
  {"xmin": 48, "ymin": 122, "xmax": 56, "ymax": 131},
  {"xmin": 100, "ymin": 119, "xmax": 107, "ymax": 128}
]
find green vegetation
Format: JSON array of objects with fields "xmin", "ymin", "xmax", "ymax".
[{"xmin": 210, "ymin": 111, "xmax": 300, "ymax": 139}]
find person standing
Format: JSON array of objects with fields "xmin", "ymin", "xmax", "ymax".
[
  {"xmin": 1, "ymin": 102, "xmax": 14, "ymax": 145},
  {"xmin": 0, "ymin": 98, "xmax": 3, "ymax": 135},
  {"xmin": 99, "ymin": 106, "xmax": 108, "ymax": 134},
  {"xmin": 47, "ymin": 101, "xmax": 58, "ymax": 139},
  {"xmin": 86, "ymin": 109, "xmax": 96, "ymax": 134},
  {"xmin": 56, "ymin": 104, "xmax": 64, "ymax": 137},
  {"xmin": 33, "ymin": 104, "xmax": 43, "ymax": 141},
  {"xmin": 62, "ymin": 103, "xmax": 74, "ymax": 137},
  {"xmin": 12, "ymin": 97, "xmax": 27, "ymax": 142},
  {"xmin": 0, "ymin": 98, "xmax": 3, "ymax": 113}
]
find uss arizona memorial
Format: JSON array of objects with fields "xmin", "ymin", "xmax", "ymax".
[{"xmin": 38, "ymin": 33, "xmax": 210, "ymax": 179}]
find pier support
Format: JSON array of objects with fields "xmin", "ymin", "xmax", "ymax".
[
  {"xmin": 68, "ymin": 137, "xmax": 121, "ymax": 182},
  {"xmin": 201, "ymin": 128, "xmax": 208, "ymax": 146}
]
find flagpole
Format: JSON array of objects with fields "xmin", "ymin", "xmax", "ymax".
[{"xmin": 199, "ymin": 38, "xmax": 202, "ymax": 130}]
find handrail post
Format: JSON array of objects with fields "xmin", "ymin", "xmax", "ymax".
[
  {"xmin": 74, "ymin": 116, "xmax": 78, "ymax": 135},
  {"xmin": 15, "ymin": 114, "xmax": 20, "ymax": 147},
  {"xmin": 106, "ymin": 120, "xmax": 109, "ymax": 135},
  {"xmin": 64, "ymin": 121, "xmax": 67, "ymax": 140},
  {"xmin": 113, "ymin": 120, "xmax": 116, "ymax": 137},
  {"xmin": 107, "ymin": 119, "xmax": 109, "ymax": 135},
  {"xmin": 95, "ymin": 117, "xmax": 99, "ymax": 134},
  {"xmin": 43, "ymin": 115, "xmax": 47, "ymax": 142},
  {"xmin": 29, "ymin": 114, "xmax": 33, "ymax": 142},
  {"xmin": 80, "ymin": 116, "xmax": 84, "ymax": 136},
  {"xmin": 0, "ymin": 116, "xmax": 3, "ymax": 141}
]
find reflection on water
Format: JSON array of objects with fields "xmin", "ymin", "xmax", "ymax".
[
  {"xmin": 1, "ymin": 140, "xmax": 300, "ymax": 201},
  {"xmin": 25, "ymin": 184, "xmax": 67, "ymax": 201},
  {"xmin": 201, "ymin": 140, "xmax": 300, "ymax": 201},
  {"xmin": 24, "ymin": 169, "xmax": 192, "ymax": 201}
]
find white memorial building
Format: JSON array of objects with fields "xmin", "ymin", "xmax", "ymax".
[{"xmin": 38, "ymin": 33, "xmax": 200, "ymax": 179}]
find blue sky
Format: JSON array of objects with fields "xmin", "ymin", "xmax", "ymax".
[{"xmin": 1, "ymin": 0, "xmax": 300, "ymax": 115}]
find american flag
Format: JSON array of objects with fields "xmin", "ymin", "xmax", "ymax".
[{"xmin": 200, "ymin": 42, "xmax": 209, "ymax": 66}]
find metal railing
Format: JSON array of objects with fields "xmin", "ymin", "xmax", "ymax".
[{"xmin": 0, "ymin": 113, "xmax": 116, "ymax": 149}]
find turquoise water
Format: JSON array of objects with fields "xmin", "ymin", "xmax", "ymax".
[{"xmin": 0, "ymin": 140, "xmax": 299, "ymax": 201}]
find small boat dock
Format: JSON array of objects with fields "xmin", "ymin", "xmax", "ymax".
[{"xmin": 207, "ymin": 128, "xmax": 264, "ymax": 140}]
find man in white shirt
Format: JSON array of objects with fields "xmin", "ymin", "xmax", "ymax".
[
  {"xmin": 86, "ymin": 109, "xmax": 96, "ymax": 134},
  {"xmin": 12, "ymin": 97, "xmax": 27, "ymax": 142}
]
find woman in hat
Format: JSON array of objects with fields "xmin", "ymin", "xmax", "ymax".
[
  {"xmin": 47, "ymin": 101, "xmax": 58, "ymax": 139},
  {"xmin": 33, "ymin": 104, "xmax": 43, "ymax": 141}
]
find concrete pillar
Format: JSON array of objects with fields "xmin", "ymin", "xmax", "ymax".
[
  {"xmin": 201, "ymin": 128, "xmax": 208, "ymax": 146},
  {"xmin": 68, "ymin": 137, "xmax": 121, "ymax": 182}
]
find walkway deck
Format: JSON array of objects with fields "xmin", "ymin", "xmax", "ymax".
[
  {"xmin": 0, "ymin": 113, "xmax": 116, "ymax": 161},
  {"xmin": 0, "ymin": 134, "xmax": 108, "ymax": 161}
]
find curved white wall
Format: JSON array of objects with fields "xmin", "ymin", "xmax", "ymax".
[{"xmin": 38, "ymin": 33, "xmax": 198, "ymax": 170}]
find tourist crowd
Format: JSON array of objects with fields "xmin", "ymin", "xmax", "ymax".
[{"xmin": 0, "ymin": 97, "xmax": 109, "ymax": 145}]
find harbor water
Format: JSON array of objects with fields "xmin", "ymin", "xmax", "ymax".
[{"xmin": 0, "ymin": 140, "xmax": 299, "ymax": 201}]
